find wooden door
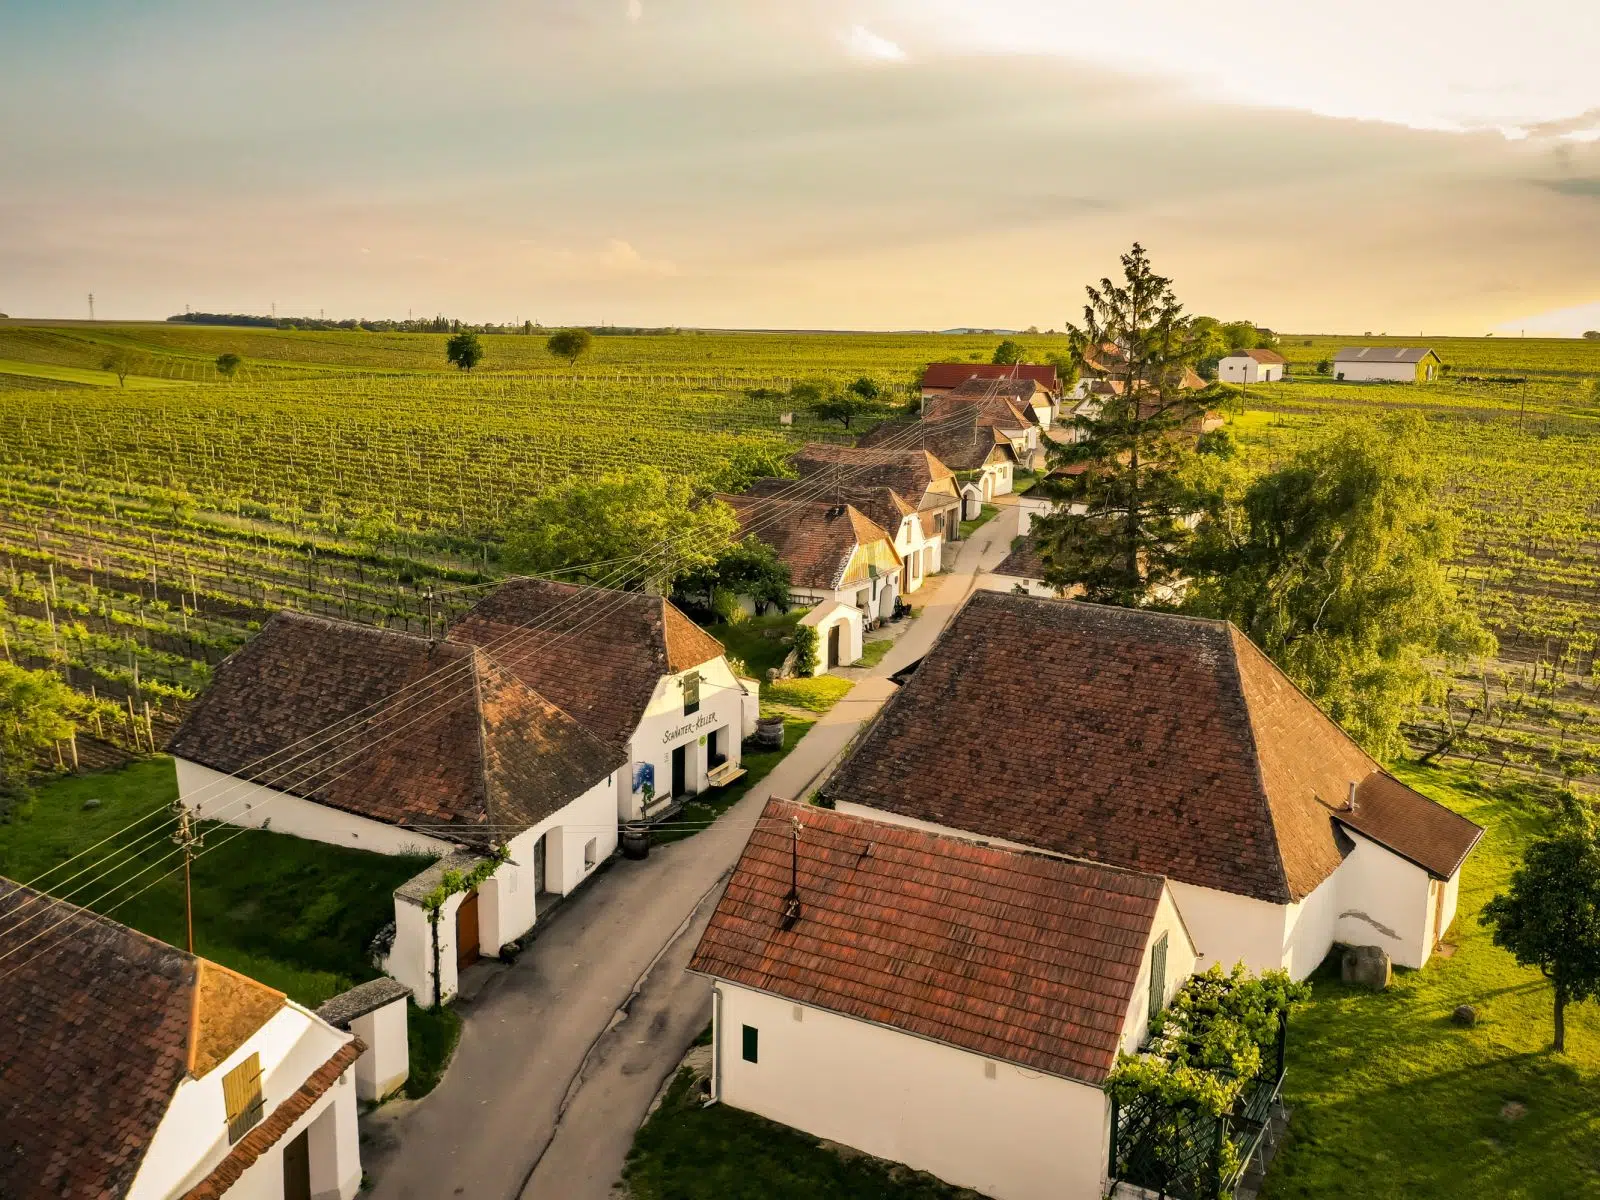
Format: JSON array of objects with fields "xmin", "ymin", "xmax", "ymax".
[
  {"xmin": 533, "ymin": 836, "xmax": 546, "ymax": 894},
  {"xmin": 455, "ymin": 890, "xmax": 480, "ymax": 970},
  {"xmin": 1433, "ymin": 881, "xmax": 1448, "ymax": 946},
  {"xmin": 283, "ymin": 1129, "xmax": 311, "ymax": 1200}
]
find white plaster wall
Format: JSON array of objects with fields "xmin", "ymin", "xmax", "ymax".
[
  {"xmin": 1438, "ymin": 870, "xmax": 1463, "ymax": 942},
  {"xmin": 1282, "ymin": 869, "xmax": 1342, "ymax": 980},
  {"xmin": 176, "ymin": 759, "xmax": 456, "ymax": 859},
  {"xmin": 625, "ymin": 656, "xmax": 744, "ymax": 821},
  {"xmin": 716, "ymin": 984, "xmax": 1113, "ymax": 1200},
  {"xmin": 130, "ymin": 1005, "xmax": 359, "ymax": 1200},
  {"xmin": 979, "ymin": 573, "xmax": 1059, "ymax": 599},
  {"xmin": 1166, "ymin": 879, "xmax": 1291, "ymax": 976},
  {"xmin": 1334, "ymin": 359, "xmax": 1418, "ymax": 382},
  {"xmin": 1118, "ymin": 889, "xmax": 1200, "ymax": 1054},
  {"xmin": 222, "ymin": 1071, "xmax": 359, "ymax": 1200},
  {"xmin": 349, "ymin": 998, "xmax": 409, "ymax": 1102},
  {"xmin": 808, "ymin": 606, "xmax": 863, "ymax": 674},
  {"xmin": 1332, "ymin": 831, "xmax": 1434, "ymax": 969},
  {"xmin": 537, "ymin": 772, "xmax": 618, "ymax": 895}
]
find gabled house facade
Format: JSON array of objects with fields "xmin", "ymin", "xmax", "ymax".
[
  {"xmin": 448, "ymin": 579, "xmax": 758, "ymax": 825},
  {"xmin": 858, "ymin": 414, "xmax": 1019, "ymax": 513},
  {"xmin": 741, "ymin": 476, "xmax": 941, "ymax": 592},
  {"xmin": 822, "ymin": 592, "xmax": 1484, "ymax": 979},
  {"xmin": 789, "ymin": 443, "xmax": 963, "ymax": 547},
  {"xmin": 0, "ymin": 879, "xmax": 363, "ymax": 1200},
  {"xmin": 1219, "ymin": 347, "xmax": 1286, "ymax": 383},
  {"xmin": 690, "ymin": 800, "xmax": 1197, "ymax": 1200},
  {"xmin": 169, "ymin": 610, "xmax": 627, "ymax": 1006}
]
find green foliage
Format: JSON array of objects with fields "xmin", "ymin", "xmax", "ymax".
[
  {"xmin": 1480, "ymin": 809, "xmax": 1600, "ymax": 1052},
  {"xmin": 499, "ymin": 466, "xmax": 739, "ymax": 589},
  {"xmin": 846, "ymin": 376, "xmax": 881, "ymax": 401},
  {"xmin": 545, "ymin": 327, "xmax": 592, "ymax": 366},
  {"xmin": 1033, "ymin": 243, "xmax": 1211, "ymax": 605},
  {"xmin": 0, "ymin": 662, "xmax": 88, "ymax": 788},
  {"xmin": 791, "ymin": 622, "xmax": 819, "ymax": 676},
  {"xmin": 99, "ymin": 348, "xmax": 135, "ymax": 387},
  {"xmin": 709, "ymin": 443, "xmax": 796, "ymax": 494},
  {"xmin": 445, "ymin": 331, "xmax": 483, "ymax": 371},
  {"xmin": 1184, "ymin": 412, "xmax": 1496, "ymax": 756},
  {"xmin": 809, "ymin": 392, "xmax": 864, "ymax": 429},
  {"xmin": 677, "ymin": 536, "xmax": 791, "ymax": 616},
  {"xmin": 763, "ymin": 674, "xmax": 852, "ymax": 712},
  {"xmin": 404, "ymin": 1001, "xmax": 462, "ymax": 1098},
  {"xmin": 420, "ymin": 845, "xmax": 509, "ymax": 913},
  {"xmin": 991, "ymin": 339, "xmax": 1027, "ymax": 364},
  {"xmin": 214, "ymin": 352, "xmax": 243, "ymax": 380}
]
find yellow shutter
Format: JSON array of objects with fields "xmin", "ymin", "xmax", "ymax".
[{"xmin": 222, "ymin": 1051, "xmax": 265, "ymax": 1144}]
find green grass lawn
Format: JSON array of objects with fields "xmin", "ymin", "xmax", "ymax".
[
  {"xmin": 704, "ymin": 611, "xmax": 802, "ymax": 679},
  {"xmin": 1265, "ymin": 764, "xmax": 1600, "ymax": 1199},
  {"xmin": 652, "ymin": 717, "xmax": 816, "ymax": 846},
  {"xmin": 0, "ymin": 759, "xmax": 433, "ymax": 1007},
  {"xmin": 404, "ymin": 1002, "xmax": 463, "ymax": 1099},
  {"xmin": 857, "ymin": 637, "xmax": 895, "ymax": 670},
  {"xmin": 763, "ymin": 675, "xmax": 854, "ymax": 713},
  {"xmin": 623, "ymin": 1068, "xmax": 985, "ymax": 1200},
  {"xmin": 959, "ymin": 504, "xmax": 999, "ymax": 539}
]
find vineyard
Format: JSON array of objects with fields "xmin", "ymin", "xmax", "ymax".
[{"xmin": 0, "ymin": 320, "xmax": 1596, "ymax": 788}]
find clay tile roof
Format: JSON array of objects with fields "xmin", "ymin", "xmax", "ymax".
[
  {"xmin": 0, "ymin": 879, "xmax": 197, "ymax": 1198},
  {"xmin": 821, "ymin": 594, "xmax": 1482, "ymax": 903},
  {"xmin": 719, "ymin": 492, "xmax": 900, "ymax": 590},
  {"xmin": 1333, "ymin": 346, "xmax": 1438, "ymax": 363},
  {"xmin": 1224, "ymin": 348, "xmax": 1286, "ymax": 364},
  {"xmin": 858, "ymin": 416, "xmax": 1019, "ymax": 472},
  {"xmin": 789, "ymin": 445, "xmax": 960, "ymax": 511},
  {"xmin": 742, "ymin": 477, "xmax": 914, "ymax": 540},
  {"xmin": 180, "ymin": 1039, "xmax": 363, "ymax": 1200},
  {"xmin": 921, "ymin": 362, "xmax": 1060, "ymax": 393},
  {"xmin": 189, "ymin": 960, "xmax": 286, "ymax": 1078},
  {"xmin": 448, "ymin": 580, "xmax": 723, "ymax": 752},
  {"xmin": 690, "ymin": 800, "xmax": 1165, "ymax": 1085},
  {"xmin": 1344, "ymin": 772, "xmax": 1484, "ymax": 878},
  {"xmin": 171, "ymin": 610, "xmax": 622, "ymax": 848},
  {"xmin": 992, "ymin": 537, "xmax": 1047, "ymax": 581},
  {"xmin": 926, "ymin": 390, "xmax": 1037, "ymax": 430}
]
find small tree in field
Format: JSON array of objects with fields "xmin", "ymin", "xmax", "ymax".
[
  {"xmin": 810, "ymin": 392, "xmax": 864, "ymax": 430},
  {"xmin": 215, "ymin": 352, "xmax": 242, "ymax": 381},
  {"xmin": 446, "ymin": 332, "xmax": 483, "ymax": 371},
  {"xmin": 1481, "ymin": 812, "xmax": 1600, "ymax": 1052},
  {"xmin": 846, "ymin": 376, "xmax": 881, "ymax": 401},
  {"xmin": 546, "ymin": 328, "xmax": 592, "ymax": 367},
  {"xmin": 100, "ymin": 349, "xmax": 135, "ymax": 388},
  {"xmin": 0, "ymin": 663, "xmax": 86, "ymax": 792},
  {"xmin": 992, "ymin": 339, "xmax": 1027, "ymax": 365}
]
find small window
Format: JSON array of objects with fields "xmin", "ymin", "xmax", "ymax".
[
  {"xmin": 683, "ymin": 671, "xmax": 701, "ymax": 716},
  {"xmin": 584, "ymin": 838, "xmax": 598, "ymax": 868},
  {"xmin": 222, "ymin": 1052, "xmax": 265, "ymax": 1144},
  {"xmin": 1147, "ymin": 932, "xmax": 1170, "ymax": 1026},
  {"xmin": 741, "ymin": 1024, "xmax": 759, "ymax": 1063}
]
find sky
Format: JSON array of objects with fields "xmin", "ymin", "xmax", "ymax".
[{"xmin": 2, "ymin": 0, "xmax": 1597, "ymax": 334}]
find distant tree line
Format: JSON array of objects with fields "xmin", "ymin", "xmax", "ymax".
[{"xmin": 166, "ymin": 312, "xmax": 689, "ymax": 336}]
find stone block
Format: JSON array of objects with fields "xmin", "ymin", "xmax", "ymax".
[{"xmin": 1340, "ymin": 944, "xmax": 1392, "ymax": 991}]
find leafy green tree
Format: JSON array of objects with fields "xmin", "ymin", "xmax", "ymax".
[
  {"xmin": 100, "ymin": 349, "xmax": 135, "ymax": 388},
  {"xmin": 499, "ymin": 466, "xmax": 737, "ymax": 590},
  {"xmin": 1221, "ymin": 321, "xmax": 1259, "ymax": 352},
  {"xmin": 991, "ymin": 339, "xmax": 1027, "ymax": 365},
  {"xmin": 677, "ymin": 536, "xmax": 792, "ymax": 616},
  {"xmin": 1030, "ymin": 243, "xmax": 1211, "ymax": 605},
  {"xmin": 810, "ymin": 392, "xmax": 865, "ymax": 430},
  {"xmin": 0, "ymin": 663, "xmax": 86, "ymax": 791},
  {"xmin": 787, "ymin": 380, "xmax": 826, "ymax": 407},
  {"xmin": 1183, "ymin": 412, "xmax": 1495, "ymax": 755},
  {"xmin": 1315, "ymin": 358, "xmax": 1333, "ymax": 375},
  {"xmin": 1582, "ymin": 330, "xmax": 1600, "ymax": 340},
  {"xmin": 446, "ymin": 332, "xmax": 483, "ymax": 371},
  {"xmin": 846, "ymin": 376, "xmax": 881, "ymax": 401},
  {"xmin": 1481, "ymin": 811, "xmax": 1600, "ymax": 1052},
  {"xmin": 545, "ymin": 328, "xmax": 592, "ymax": 367},
  {"xmin": 215, "ymin": 352, "xmax": 243, "ymax": 381}
]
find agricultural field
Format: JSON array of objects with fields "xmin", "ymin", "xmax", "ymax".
[{"xmin": 0, "ymin": 320, "xmax": 1596, "ymax": 789}]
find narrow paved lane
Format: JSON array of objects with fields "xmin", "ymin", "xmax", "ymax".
[{"xmin": 364, "ymin": 508, "xmax": 1020, "ymax": 1200}]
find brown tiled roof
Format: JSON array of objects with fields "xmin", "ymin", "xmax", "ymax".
[
  {"xmin": 1344, "ymin": 772, "xmax": 1483, "ymax": 878},
  {"xmin": 921, "ymin": 362, "xmax": 1060, "ymax": 393},
  {"xmin": 992, "ymin": 538, "xmax": 1047, "ymax": 581},
  {"xmin": 180, "ymin": 1039, "xmax": 363, "ymax": 1200},
  {"xmin": 720, "ymin": 492, "xmax": 899, "ymax": 591},
  {"xmin": 945, "ymin": 377, "xmax": 1052, "ymax": 418},
  {"xmin": 1225, "ymin": 348, "xmax": 1286, "ymax": 364},
  {"xmin": 189, "ymin": 960, "xmax": 286, "ymax": 1078},
  {"xmin": 0, "ymin": 879, "xmax": 196, "ymax": 1199},
  {"xmin": 821, "ymin": 593, "xmax": 1482, "ymax": 903},
  {"xmin": 743, "ymin": 477, "xmax": 914, "ymax": 542},
  {"xmin": 449, "ymin": 580, "xmax": 724, "ymax": 751},
  {"xmin": 171, "ymin": 611, "xmax": 622, "ymax": 848},
  {"xmin": 858, "ymin": 416, "xmax": 1018, "ymax": 472},
  {"xmin": 689, "ymin": 800, "xmax": 1165, "ymax": 1085},
  {"xmin": 790, "ymin": 444, "xmax": 958, "ymax": 508},
  {"xmin": 1079, "ymin": 344, "xmax": 1208, "ymax": 390},
  {"xmin": 925, "ymin": 390, "xmax": 1036, "ymax": 431}
]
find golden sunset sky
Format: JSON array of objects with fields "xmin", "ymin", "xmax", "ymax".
[{"xmin": 2, "ymin": 0, "xmax": 1597, "ymax": 333}]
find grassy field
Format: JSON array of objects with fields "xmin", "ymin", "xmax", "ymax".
[
  {"xmin": 1266, "ymin": 764, "xmax": 1600, "ymax": 1199},
  {"xmin": 0, "ymin": 758, "xmax": 430, "ymax": 1005}
]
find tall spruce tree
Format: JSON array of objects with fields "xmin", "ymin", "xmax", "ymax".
[{"xmin": 1031, "ymin": 244, "xmax": 1211, "ymax": 605}]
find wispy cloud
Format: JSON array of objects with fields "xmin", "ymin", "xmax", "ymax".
[{"xmin": 841, "ymin": 25, "xmax": 907, "ymax": 63}]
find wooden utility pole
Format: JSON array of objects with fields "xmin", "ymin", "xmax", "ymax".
[{"xmin": 170, "ymin": 799, "xmax": 204, "ymax": 954}]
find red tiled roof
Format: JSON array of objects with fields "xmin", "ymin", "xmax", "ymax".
[
  {"xmin": 822, "ymin": 593, "xmax": 1482, "ymax": 903},
  {"xmin": 171, "ymin": 611, "xmax": 623, "ymax": 847},
  {"xmin": 720, "ymin": 492, "xmax": 899, "ymax": 590},
  {"xmin": 0, "ymin": 880, "xmax": 195, "ymax": 1199},
  {"xmin": 180, "ymin": 1040, "xmax": 363, "ymax": 1200},
  {"xmin": 921, "ymin": 362, "xmax": 1060, "ymax": 393},
  {"xmin": 790, "ymin": 444, "xmax": 957, "ymax": 506},
  {"xmin": 858, "ymin": 416, "xmax": 1019, "ymax": 473},
  {"xmin": 926, "ymin": 390, "xmax": 1036, "ymax": 430},
  {"xmin": 449, "ymin": 580, "xmax": 724, "ymax": 752},
  {"xmin": 690, "ymin": 800, "xmax": 1166, "ymax": 1085}
]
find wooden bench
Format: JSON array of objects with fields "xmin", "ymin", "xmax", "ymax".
[{"xmin": 706, "ymin": 761, "xmax": 747, "ymax": 788}]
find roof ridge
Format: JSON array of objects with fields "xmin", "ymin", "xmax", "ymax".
[
  {"xmin": 471, "ymin": 647, "xmax": 629, "ymax": 795},
  {"xmin": 1220, "ymin": 627, "xmax": 1296, "ymax": 905}
]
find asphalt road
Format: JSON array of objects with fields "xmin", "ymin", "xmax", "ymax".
[{"xmin": 363, "ymin": 507, "xmax": 1020, "ymax": 1200}]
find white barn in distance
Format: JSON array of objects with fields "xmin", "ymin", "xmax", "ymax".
[
  {"xmin": 1218, "ymin": 347, "xmax": 1286, "ymax": 383},
  {"xmin": 1333, "ymin": 346, "xmax": 1442, "ymax": 382}
]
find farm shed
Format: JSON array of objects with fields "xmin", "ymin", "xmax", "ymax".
[
  {"xmin": 822, "ymin": 592, "xmax": 1484, "ymax": 977},
  {"xmin": 1219, "ymin": 348, "xmax": 1286, "ymax": 383},
  {"xmin": 798, "ymin": 599, "xmax": 862, "ymax": 673},
  {"xmin": 448, "ymin": 580, "xmax": 757, "ymax": 824},
  {"xmin": 170, "ymin": 610, "xmax": 625, "ymax": 1007},
  {"xmin": 0, "ymin": 879, "xmax": 363, "ymax": 1200},
  {"xmin": 690, "ymin": 800, "xmax": 1197, "ymax": 1200},
  {"xmin": 1333, "ymin": 346, "xmax": 1442, "ymax": 382}
]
